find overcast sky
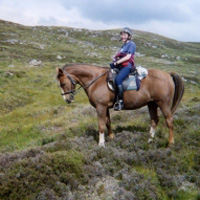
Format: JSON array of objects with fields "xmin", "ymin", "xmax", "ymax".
[{"xmin": 0, "ymin": 0, "xmax": 199, "ymax": 42}]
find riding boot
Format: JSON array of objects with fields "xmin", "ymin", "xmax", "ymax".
[{"xmin": 114, "ymin": 85, "xmax": 124, "ymax": 111}]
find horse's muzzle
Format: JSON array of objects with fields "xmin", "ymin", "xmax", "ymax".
[
  {"xmin": 65, "ymin": 95, "xmax": 74, "ymax": 103},
  {"xmin": 65, "ymin": 99, "xmax": 71, "ymax": 103}
]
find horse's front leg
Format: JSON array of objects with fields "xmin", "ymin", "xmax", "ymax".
[
  {"xmin": 106, "ymin": 109, "xmax": 114, "ymax": 139},
  {"xmin": 96, "ymin": 105, "xmax": 107, "ymax": 147}
]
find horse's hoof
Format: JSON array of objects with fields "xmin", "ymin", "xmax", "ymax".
[
  {"xmin": 168, "ymin": 139, "xmax": 174, "ymax": 147},
  {"xmin": 109, "ymin": 133, "xmax": 114, "ymax": 139},
  {"xmin": 168, "ymin": 142, "xmax": 174, "ymax": 148},
  {"xmin": 148, "ymin": 138, "xmax": 153, "ymax": 144},
  {"xmin": 98, "ymin": 143, "xmax": 105, "ymax": 147}
]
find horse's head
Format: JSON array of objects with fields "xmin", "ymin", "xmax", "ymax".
[{"xmin": 57, "ymin": 68, "xmax": 76, "ymax": 103}]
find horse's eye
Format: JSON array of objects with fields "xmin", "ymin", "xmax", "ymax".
[{"xmin": 60, "ymin": 83, "xmax": 65, "ymax": 87}]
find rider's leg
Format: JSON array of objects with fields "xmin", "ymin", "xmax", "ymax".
[{"xmin": 115, "ymin": 66, "xmax": 131, "ymax": 110}]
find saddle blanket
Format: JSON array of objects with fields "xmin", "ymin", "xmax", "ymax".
[
  {"xmin": 136, "ymin": 65, "xmax": 148, "ymax": 80},
  {"xmin": 107, "ymin": 66, "xmax": 148, "ymax": 91}
]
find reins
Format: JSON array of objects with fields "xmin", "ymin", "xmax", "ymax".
[
  {"xmin": 61, "ymin": 68, "xmax": 110, "ymax": 97},
  {"xmin": 82, "ymin": 69, "xmax": 111, "ymax": 90}
]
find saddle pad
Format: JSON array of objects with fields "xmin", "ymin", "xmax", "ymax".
[
  {"xmin": 123, "ymin": 75, "xmax": 137, "ymax": 90},
  {"xmin": 107, "ymin": 74, "xmax": 137, "ymax": 91}
]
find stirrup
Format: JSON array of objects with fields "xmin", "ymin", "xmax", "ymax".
[{"xmin": 114, "ymin": 100, "xmax": 124, "ymax": 111}]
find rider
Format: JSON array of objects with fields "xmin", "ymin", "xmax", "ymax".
[{"xmin": 110, "ymin": 27, "xmax": 136, "ymax": 110}]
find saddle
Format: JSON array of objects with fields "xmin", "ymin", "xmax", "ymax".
[{"xmin": 107, "ymin": 66, "xmax": 148, "ymax": 92}]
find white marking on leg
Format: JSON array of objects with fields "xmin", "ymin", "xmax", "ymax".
[
  {"xmin": 148, "ymin": 126, "xmax": 156, "ymax": 143},
  {"xmin": 150, "ymin": 126, "xmax": 156, "ymax": 138},
  {"xmin": 99, "ymin": 132, "xmax": 105, "ymax": 147}
]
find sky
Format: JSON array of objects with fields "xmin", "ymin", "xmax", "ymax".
[{"xmin": 0, "ymin": 0, "xmax": 200, "ymax": 42}]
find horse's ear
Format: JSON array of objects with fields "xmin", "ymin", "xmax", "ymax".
[{"xmin": 56, "ymin": 68, "xmax": 64, "ymax": 79}]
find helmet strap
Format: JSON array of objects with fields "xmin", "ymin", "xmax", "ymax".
[{"xmin": 125, "ymin": 35, "xmax": 131, "ymax": 43}]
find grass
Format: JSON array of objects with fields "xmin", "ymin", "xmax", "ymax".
[{"xmin": 0, "ymin": 19, "xmax": 200, "ymax": 199}]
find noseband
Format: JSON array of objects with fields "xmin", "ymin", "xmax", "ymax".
[{"xmin": 61, "ymin": 71, "xmax": 76, "ymax": 96}]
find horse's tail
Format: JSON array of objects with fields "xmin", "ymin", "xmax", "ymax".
[{"xmin": 170, "ymin": 72, "xmax": 185, "ymax": 114}]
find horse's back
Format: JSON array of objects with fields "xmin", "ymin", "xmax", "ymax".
[
  {"xmin": 147, "ymin": 68, "xmax": 172, "ymax": 80},
  {"xmin": 144, "ymin": 68, "xmax": 174, "ymax": 101}
]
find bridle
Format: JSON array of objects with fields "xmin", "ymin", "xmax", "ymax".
[
  {"xmin": 60, "ymin": 69, "xmax": 110, "ymax": 99},
  {"xmin": 61, "ymin": 71, "xmax": 76, "ymax": 96}
]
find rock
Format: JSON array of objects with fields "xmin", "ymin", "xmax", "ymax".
[
  {"xmin": 135, "ymin": 52, "xmax": 145, "ymax": 57},
  {"xmin": 6, "ymin": 39, "xmax": 19, "ymax": 44},
  {"xmin": 56, "ymin": 55, "xmax": 62, "ymax": 60},
  {"xmin": 39, "ymin": 44, "xmax": 45, "ymax": 49},
  {"xmin": 161, "ymin": 54, "xmax": 169, "ymax": 58},
  {"xmin": 111, "ymin": 37, "xmax": 118, "ymax": 41},
  {"xmin": 4, "ymin": 71, "xmax": 14, "ymax": 77},
  {"xmin": 29, "ymin": 59, "xmax": 42, "ymax": 66}
]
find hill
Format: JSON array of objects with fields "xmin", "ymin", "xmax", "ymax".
[{"xmin": 0, "ymin": 20, "xmax": 200, "ymax": 199}]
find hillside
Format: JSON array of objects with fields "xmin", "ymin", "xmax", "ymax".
[{"xmin": 0, "ymin": 20, "xmax": 200, "ymax": 200}]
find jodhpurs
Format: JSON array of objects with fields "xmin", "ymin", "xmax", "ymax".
[{"xmin": 115, "ymin": 64, "xmax": 133, "ymax": 86}]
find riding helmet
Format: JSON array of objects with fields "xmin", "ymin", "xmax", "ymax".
[{"xmin": 120, "ymin": 27, "xmax": 133, "ymax": 37}]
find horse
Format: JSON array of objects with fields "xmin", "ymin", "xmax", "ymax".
[{"xmin": 56, "ymin": 64, "xmax": 184, "ymax": 146}]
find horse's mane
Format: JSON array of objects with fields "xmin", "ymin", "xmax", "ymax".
[
  {"xmin": 57, "ymin": 63, "xmax": 109, "ymax": 80},
  {"xmin": 62, "ymin": 63, "xmax": 109, "ymax": 70}
]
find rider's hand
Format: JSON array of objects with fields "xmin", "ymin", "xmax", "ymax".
[{"xmin": 110, "ymin": 63, "xmax": 115, "ymax": 69}]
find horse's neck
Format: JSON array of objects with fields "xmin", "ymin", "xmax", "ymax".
[{"xmin": 69, "ymin": 66, "xmax": 101, "ymax": 87}]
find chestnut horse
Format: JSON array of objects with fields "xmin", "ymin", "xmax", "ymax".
[{"xmin": 57, "ymin": 64, "xmax": 184, "ymax": 146}]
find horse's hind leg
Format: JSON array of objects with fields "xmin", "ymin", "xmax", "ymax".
[
  {"xmin": 148, "ymin": 102, "xmax": 159, "ymax": 143},
  {"xmin": 158, "ymin": 103, "xmax": 174, "ymax": 145},
  {"xmin": 106, "ymin": 109, "xmax": 114, "ymax": 139}
]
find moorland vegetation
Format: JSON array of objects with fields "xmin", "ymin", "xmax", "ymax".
[{"xmin": 0, "ymin": 20, "xmax": 200, "ymax": 199}]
